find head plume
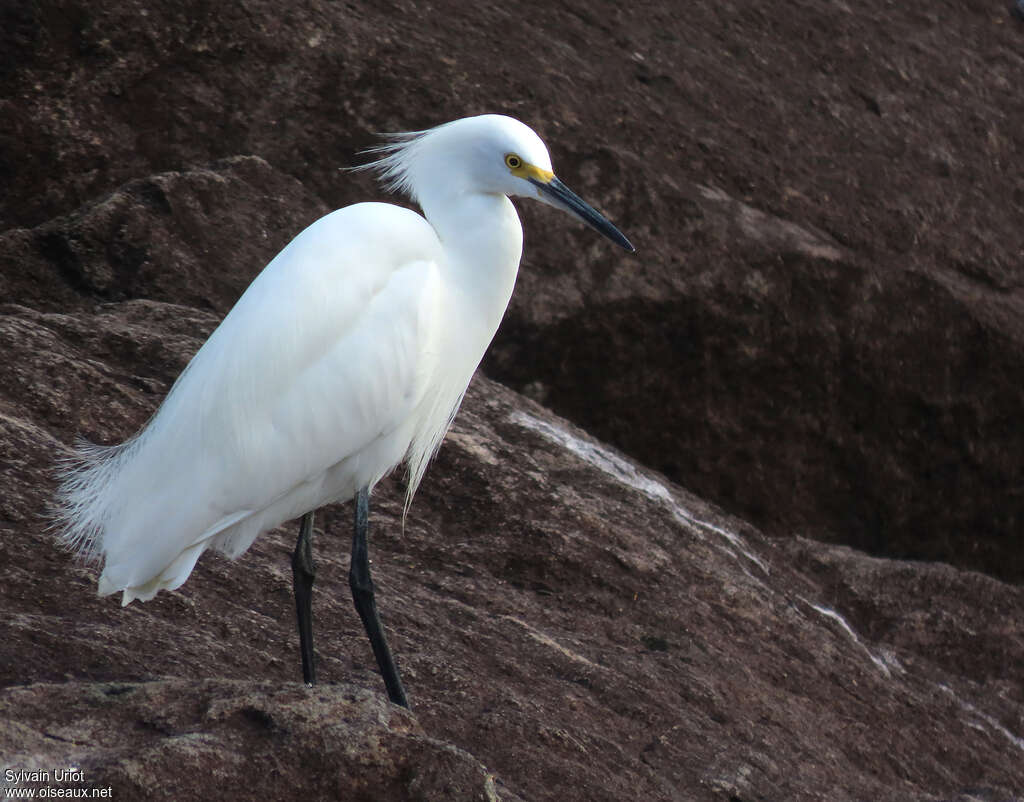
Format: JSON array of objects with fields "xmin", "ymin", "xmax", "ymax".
[{"xmin": 354, "ymin": 122, "xmax": 457, "ymax": 203}]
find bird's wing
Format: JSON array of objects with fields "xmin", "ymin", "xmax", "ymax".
[{"xmin": 98, "ymin": 202, "xmax": 446, "ymax": 588}]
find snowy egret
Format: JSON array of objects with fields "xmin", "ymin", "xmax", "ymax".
[{"xmin": 55, "ymin": 114, "xmax": 634, "ymax": 707}]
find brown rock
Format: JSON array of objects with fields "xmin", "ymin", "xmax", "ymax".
[
  {"xmin": 2, "ymin": 261, "xmax": 1022, "ymax": 797},
  {"xmin": 487, "ymin": 186, "xmax": 1024, "ymax": 580},
  {"xmin": 0, "ymin": 156, "xmax": 326, "ymax": 314},
  {"xmin": 2, "ymin": 1, "xmax": 1023, "ymax": 799},
  {"xmin": 0, "ymin": 680, "xmax": 515, "ymax": 801}
]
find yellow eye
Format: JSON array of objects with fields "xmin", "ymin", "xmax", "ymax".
[{"xmin": 505, "ymin": 153, "xmax": 523, "ymax": 170}]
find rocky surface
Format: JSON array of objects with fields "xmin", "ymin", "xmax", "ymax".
[
  {"xmin": 2, "ymin": 284, "xmax": 1023, "ymax": 798},
  {"xmin": 1, "ymin": 680, "xmax": 514, "ymax": 802},
  {"xmin": 1, "ymin": 0, "xmax": 1023, "ymax": 799}
]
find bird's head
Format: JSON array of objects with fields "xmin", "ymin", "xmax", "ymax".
[{"xmin": 362, "ymin": 114, "xmax": 635, "ymax": 253}]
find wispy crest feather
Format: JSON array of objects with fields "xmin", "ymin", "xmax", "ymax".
[{"xmin": 354, "ymin": 121, "xmax": 454, "ymax": 202}]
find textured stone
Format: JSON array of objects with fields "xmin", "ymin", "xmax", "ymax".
[
  {"xmin": 0, "ymin": 680, "xmax": 514, "ymax": 801},
  {"xmin": 2, "ymin": 1, "xmax": 1023, "ymax": 799},
  {"xmin": 1, "ymin": 282, "xmax": 1022, "ymax": 798}
]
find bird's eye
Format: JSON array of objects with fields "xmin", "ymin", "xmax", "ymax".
[{"xmin": 505, "ymin": 153, "xmax": 523, "ymax": 170}]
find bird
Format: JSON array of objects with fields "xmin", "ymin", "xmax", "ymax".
[{"xmin": 54, "ymin": 114, "xmax": 635, "ymax": 708}]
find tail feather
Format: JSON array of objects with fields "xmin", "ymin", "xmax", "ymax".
[
  {"xmin": 52, "ymin": 436, "xmax": 141, "ymax": 566},
  {"xmin": 52, "ymin": 431, "xmax": 237, "ymax": 602},
  {"xmin": 53, "ymin": 429, "xmax": 302, "ymax": 604}
]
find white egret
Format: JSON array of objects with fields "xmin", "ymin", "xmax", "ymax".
[{"xmin": 55, "ymin": 114, "xmax": 634, "ymax": 707}]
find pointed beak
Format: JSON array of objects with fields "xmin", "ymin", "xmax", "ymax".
[{"xmin": 530, "ymin": 176, "xmax": 636, "ymax": 253}]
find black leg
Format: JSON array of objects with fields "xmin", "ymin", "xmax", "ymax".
[
  {"xmin": 349, "ymin": 487, "xmax": 409, "ymax": 708},
  {"xmin": 292, "ymin": 510, "xmax": 317, "ymax": 685}
]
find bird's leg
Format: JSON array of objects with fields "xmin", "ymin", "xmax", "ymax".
[
  {"xmin": 349, "ymin": 487, "xmax": 409, "ymax": 708},
  {"xmin": 291, "ymin": 510, "xmax": 317, "ymax": 685}
]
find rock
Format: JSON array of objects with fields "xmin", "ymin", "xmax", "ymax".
[
  {"xmin": 2, "ymin": 1, "xmax": 1023, "ymax": 798},
  {"xmin": 1, "ymin": 258, "xmax": 1022, "ymax": 797},
  {"xmin": 487, "ymin": 185, "xmax": 1024, "ymax": 581},
  {"xmin": 0, "ymin": 680, "xmax": 515, "ymax": 801},
  {"xmin": 0, "ymin": 156, "xmax": 326, "ymax": 315}
]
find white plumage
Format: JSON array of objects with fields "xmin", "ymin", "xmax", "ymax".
[{"xmin": 55, "ymin": 114, "xmax": 633, "ymax": 615}]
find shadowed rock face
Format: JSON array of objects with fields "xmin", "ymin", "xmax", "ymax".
[{"xmin": 2, "ymin": 1, "xmax": 1023, "ymax": 799}]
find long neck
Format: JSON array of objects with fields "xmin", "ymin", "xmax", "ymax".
[{"xmin": 419, "ymin": 188, "xmax": 524, "ymax": 339}]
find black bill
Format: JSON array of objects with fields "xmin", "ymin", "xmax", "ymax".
[{"xmin": 530, "ymin": 176, "xmax": 636, "ymax": 253}]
